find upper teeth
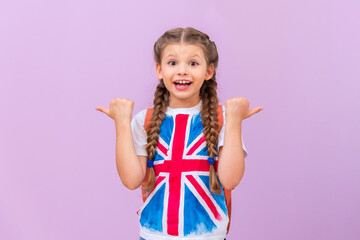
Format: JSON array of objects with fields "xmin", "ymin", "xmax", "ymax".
[{"xmin": 176, "ymin": 81, "xmax": 190, "ymax": 84}]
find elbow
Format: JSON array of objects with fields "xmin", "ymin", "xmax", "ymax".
[
  {"xmin": 118, "ymin": 173, "xmax": 142, "ymax": 190},
  {"xmin": 220, "ymin": 178, "xmax": 241, "ymax": 190},
  {"xmin": 125, "ymin": 183, "xmax": 140, "ymax": 190},
  {"xmin": 219, "ymin": 169, "xmax": 245, "ymax": 190},
  {"xmin": 121, "ymin": 178, "xmax": 141, "ymax": 190},
  {"xmin": 116, "ymin": 166, "xmax": 144, "ymax": 190}
]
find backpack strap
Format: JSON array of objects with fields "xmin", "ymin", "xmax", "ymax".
[
  {"xmin": 141, "ymin": 105, "xmax": 232, "ymax": 234},
  {"xmin": 141, "ymin": 108, "xmax": 154, "ymax": 202},
  {"xmin": 144, "ymin": 108, "xmax": 153, "ymax": 133}
]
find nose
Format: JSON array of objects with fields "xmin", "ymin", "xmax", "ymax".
[{"xmin": 177, "ymin": 63, "xmax": 188, "ymax": 75}]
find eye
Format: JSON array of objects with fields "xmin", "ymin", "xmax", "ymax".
[
  {"xmin": 189, "ymin": 61, "xmax": 199, "ymax": 66},
  {"xmin": 168, "ymin": 60, "xmax": 177, "ymax": 66}
]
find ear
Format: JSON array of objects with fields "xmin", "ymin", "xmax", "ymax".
[
  {"xmin": 205, "ymin": 63, "xmax": 214, "ymax": 80},
  {"xmin": 155, "ymin": 62, "xmax": 163, "ymax": 80}
]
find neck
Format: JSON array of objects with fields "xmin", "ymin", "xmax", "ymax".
[{"xmin": 168, "ymin": 98, "xmax": 201, "ymax": 109}]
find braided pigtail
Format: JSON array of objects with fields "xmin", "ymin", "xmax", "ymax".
[
  {"xmin": 143, "ymin": 80, "xmax": 169, "ymax": 192},
  {"xmin": 200, "ymin": 73, "xmax": 221, "ymax": 194}
]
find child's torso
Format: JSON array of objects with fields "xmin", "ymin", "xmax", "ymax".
[{"xmin": 138, "ymin": 112, "xmax": 228, "ymax": 240}]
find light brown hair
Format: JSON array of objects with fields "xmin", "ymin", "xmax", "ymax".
[{"xmin": 144, "ymin": 27, "xmax": 221, "ymax": 194}]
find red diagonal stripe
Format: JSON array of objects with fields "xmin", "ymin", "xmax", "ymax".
[
  {"xmin": 147, "ymin": 176, "xmax": 165, "ymax": 197},
  {"xmin": 186, "ymin": 135, "xmax": 206, "ymax": 155},
  {"xmin": 157, "ymin": 141, "xmax": 168, "ymax": 156},
  {"xmin": 186, "ymin": 175, "xmax": 222, "ymax": 221}
]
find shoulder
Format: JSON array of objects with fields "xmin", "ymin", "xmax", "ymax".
[
  {"xmin": 131, "ymin": 108, "xmax": 149, "ymax": 129},
  {"xmin": 133, "ymin": 108, "xmax": 148, "ymax": 121}
]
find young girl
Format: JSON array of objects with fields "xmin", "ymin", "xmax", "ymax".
[{"xmin": 96, "ymin": 27, "xmax": 263, "ymax": 240}]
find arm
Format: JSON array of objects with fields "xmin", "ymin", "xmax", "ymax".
[
  {"xmin": 115, "ymin": 120, "xmax": 147, "ymax": 190},
  {"xmin": 96, "ymin": 98, "xmax": 147, "ymax": 190},
  {"xmin": 217, "ymin": 121, "xmax": 245, "ymax": 189},
  {"xmin": 217, "ymin": 97, "xmax": 263, "ymax": 189}
]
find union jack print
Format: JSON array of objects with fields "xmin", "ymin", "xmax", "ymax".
[{"xmin": 138, "ymin": 113, "xmax": 228, "ymax": 237}]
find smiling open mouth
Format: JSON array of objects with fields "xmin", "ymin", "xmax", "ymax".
[
  {"xmin": 174, "ymin": 80, "xmax": 192, "ymax": 90},
  {"xmin": 174, "ymin": 80, "xmax": 191, "ymax": 86}
]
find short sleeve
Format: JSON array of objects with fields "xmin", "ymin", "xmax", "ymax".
[
  {"xmin": 131, "ymin": 109, "xmax": 148, "ymax": 156},
  {"xmin": 217, "ymin": 105, "xmax": 248, "ymax": 158}
]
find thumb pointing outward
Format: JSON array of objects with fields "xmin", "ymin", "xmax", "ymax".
[
  {"xmin": 248, "ymin": 107, "xmax": 264, "ymax": 118},
  {"xmin": 95, "ymin": 106, "xmax": 110, "ymax": 116}
]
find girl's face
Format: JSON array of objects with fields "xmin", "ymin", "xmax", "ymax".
[{"xmin": 156, "ymin": 43, "xmax": 214, "ymax": 108}]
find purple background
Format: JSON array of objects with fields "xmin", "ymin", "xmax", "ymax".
[{"xmin": 1, "ymin": 0, "xmax": 359, "ymax": 239}]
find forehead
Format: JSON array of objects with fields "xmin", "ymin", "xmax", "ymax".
[{"xmin": 161, "ymin": 43, "xmax": 206, "ymax": 59}]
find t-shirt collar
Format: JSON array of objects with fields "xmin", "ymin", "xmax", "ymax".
[{"xmin": 166, "ymin": 101, "xmax": 202, "ymax": 115}]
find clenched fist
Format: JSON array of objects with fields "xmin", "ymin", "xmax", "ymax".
[
  {"xmin": 225, "ymin": 97, "xmax": 263, "ymax": 123},
  {"xmin": 95, "ymin": 98, "xmax": 134, "ymax": 122}
]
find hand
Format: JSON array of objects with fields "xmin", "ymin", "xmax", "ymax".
[
  {"xmin": 95, "ymin": 98, "xmax": 134, "ymax": 122},
  {"xmin": 225, "ymin": 97, "xmax": 263, "ymax": 122}
]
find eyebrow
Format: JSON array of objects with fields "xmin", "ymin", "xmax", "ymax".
[
  {"xmin": 164, "ymin": 54, "xmax": 176, "ymax": 59},
  {"xmin": 190, "ymin": 54, "xmax": 201, "ymax": 59},
  {"xmin": 163, "ymin": 54, "xmax": 201, "ymax": 59}
]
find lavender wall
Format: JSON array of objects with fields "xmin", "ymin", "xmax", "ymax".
[{"xmin": 1, "ymin": 0, "xmax": 359, "ymax": 239}]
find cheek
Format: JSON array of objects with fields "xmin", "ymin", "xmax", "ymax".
[
  {"xmin": 163, "ymin": 79, "xmax": 173, "ymax": 89},
  {"xmin": 194, "ymin": 70, "xmax": 208, "ymax": 80},
  {"xmin": 162, "ymin": 68, "xmax": 175, "ymax": 78}
]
